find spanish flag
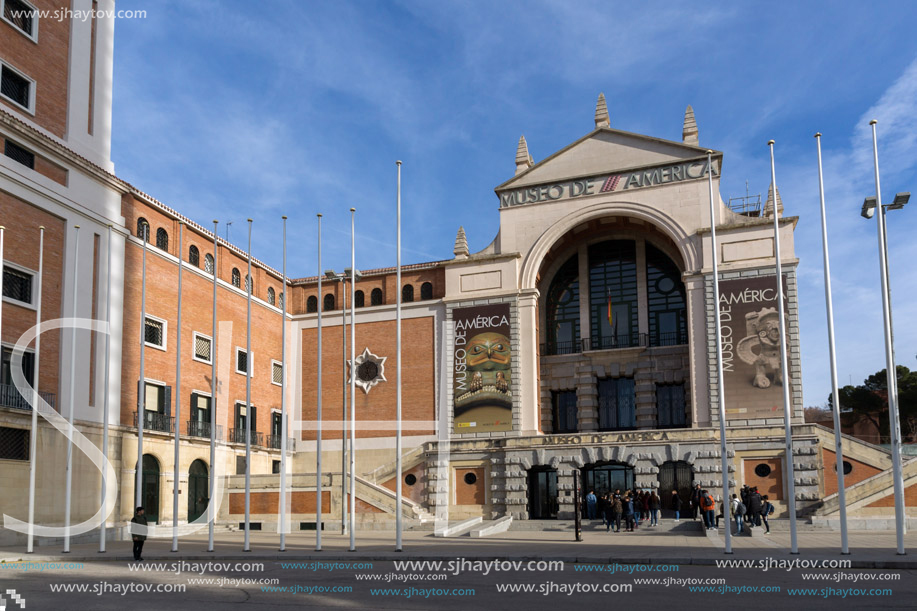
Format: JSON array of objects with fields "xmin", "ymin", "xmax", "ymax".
[{"xmin": 606, "ymin": 293, "xmax": 613, "ymax": 327}]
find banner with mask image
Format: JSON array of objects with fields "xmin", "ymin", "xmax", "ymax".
[
  {"xmin": 453, "ymin": 303, "xmax": 513, "ymax": 433},
  {"xmin": 718, "ymin": 275, "xmax": 791, "ymax": 420}
]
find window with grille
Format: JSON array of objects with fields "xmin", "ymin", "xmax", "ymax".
[
  {"xmin": 4, "ymin": 139, "xmax": 33, "ymax": 169},
  {"xmin": 236, "ymin": 348, "xmax": 250, "ymax": 376},
  {"xmin": 656, "ymin": 383, "xmax": 687, "ymax": 428},
  {"xmin": 2, "ymin": 266, "xmax": 32, "ymax": 305},
  {"xmin": 193, "ymin": 333, "xmax": 211, "ymax": 363},
  {"xmin": 231, "ymin": 268, "xmax": 240, "ymax": 288},
  {"xmin": 245, "ymin": 274, "xmax": 252, "ymax": 293},
  {"xmin": 144, "ymin": 317, "xmax": 164, "ymax": 348},
  {"xmin": 272, "ymin": 361, "xmax": 283, "ymax": 385},
  {"xmin": 278, "ymin": 292, "xmax": 284, "ymax": 310},
  {"xmin": 204, "ymin": 253, "xmax": 214, "ymax": 274},
  {"xmin": 597, "ymin": 377, "xmax": 636, "ymax": 430},
  {"xmin": 1, "ymin": 64, "xmax": 31, "ymax": 109},
  {"xmin": 0, "ymin": 426, "xmax": 29, "ymax": 460},
  {"xmin": 156, "ymin": 227, "xmax": 168, "ymax": 250},
  {"xmin": 371, "ymin": 288, "xmax": 383, "ymax": 306},
  {"xmin": 354, "ymin": 290, "xmax": 364, "ymax": 308},
  {"xmin": 267, "ymin": 287, "xmax": 275, "ymax": 305},
  {"xmin": 137, "ymin": 217, "xmax": 149, "ymax": 240},
  {"xmin": 188, "ymin": 245, "xmax": 200, "ymax": 267},
  {"xmin": 2, "ymin": 0, "xmax": 35, "ymax": 38},
  {"xmin": 306, "ymin": 295, "xmax": 317, "ymax": 313},
  {"xmin": 402, "ymin": 284, "xmax": 413, "ymax": 302},
  {"xmin": 552, "ymin": 390, "xmax": 578, "ymax": 433}
]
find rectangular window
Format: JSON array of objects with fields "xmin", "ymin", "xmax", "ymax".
[
  {"xmin": 144, "ymin": 316, "xmax": 165, "ymax": 349},
  {"xmin": 0, "ymin": 64, "xmax": 33, "ymax": 111},
  {"xmin": 2, "ymin": 265, "xmax": 33, "ymax": 305},
  {"xmin": 552, "ymin": 390, "xmax": 578, "ymax": 433},
  {"xmin": 597, "ymin": 377, "xmax": 636, "ymax": 430},
  {"xmin": 188, "ymin": 393, "xmax": 212, "ymax": 437},
  {"xmin": 0, "ymin": 346, "xmax": 34, "ymax": 409},
  {"xmin": 656, "ymin": 383, "xmax": 687, "ymax": 428},
  {"xmin": 2, "ymin": 0, "xmax": 37, "ymax": 39},
  {"xmin": 4, "ymin": 139, "xmax": 34, "ymax": 169},
  {"xmin": 193, "ymin": 333, "xmax": 212, "ymax": 364},
  {"xmin": 0, "ymin": 426, "xmax": 29, "ymax": 460},
  {"xmin": 140, "ymin": 381, "xmax": 171, "ymax": 433},
  {"xmin": 271, "ymin": 361, "xmax": 283, "ymax": 386},
  {"xmin": 235, "ymin": 348, "xmax": 252, "ymax": 376}
]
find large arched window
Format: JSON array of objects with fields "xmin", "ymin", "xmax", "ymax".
[
  {"xmin": 402, "ymin": 284, "xmax": 414, "ymax": 303},
  {"xmin": 306, "ymin": 295, "xmax": 318, "ymax": 313},
  {"xmin": 646, "ymin": 243, "xmax": 686, "ymax": 346},
  {"xmin": 137, "ymin": 217, "xmax": 150, "ymax": 240},
  {"xmin": 323, "ymin": 294, "xmax": 335, "ymax": 311},
  {"xmin": 204, "ymin": 253, "xmax": 214, "ymax": 274},
  {"xmin": 156, "ymin": 227, "xmax": 169, "ymax": 251},
  {"xmin": 545, "ymin": 255, "xmax": 579, "ymax": 354},
  {"xmin": 231, "ymin": 268, "xmax": 241, "ymax": 288},
  {"xmin": 420, "ymin": 282, "xmax": 433, "ymax": 300},
  {"xmin": 188, "ymin": 245, "xmax": 200, "ymax": 267},
  {"xmin": 589, "ymin": 240, "xmax": 637, "ymax": 349},
  {"xmin": 354, "ymin": 290, "xmax": 365, "ymax": 308},
  {"xmin": 370, "ymin": 288, "xmax": 383, "ymax": 306}
]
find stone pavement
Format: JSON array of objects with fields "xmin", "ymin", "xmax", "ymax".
[{"xmin": 2, "ymin": 519, "xmax": 915, "ymax": 568}]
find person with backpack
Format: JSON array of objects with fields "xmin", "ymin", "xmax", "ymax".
[
  {"xmin": 700, "ymin": 490, "xmax": 716, "ymax": 530},
  {"xmin": 671, "ymin": 490, "xmax": 682, "ymax": 521},
  {"xmin": 731, "ymin": 493, "xmax": 745, "ymax": 534},
  {"xmin": 747, "ymin": 487, "xmax": 763, "ymax": 527},
  {"xmin": 762, "ymin": 495, "xmax": 774, "ymax": 534}
]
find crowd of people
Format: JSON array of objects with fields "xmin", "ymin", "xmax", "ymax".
[{"xmin": 582, "ymin": 484, "xmax": 776, "ymax": 535}]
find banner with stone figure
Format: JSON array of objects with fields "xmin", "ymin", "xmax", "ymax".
[
  {"xmin": 717, "ymin": 275, "xmax": 791, "ymax": 421},
  {"xmin": 453, "ymin": 303, "xmax": 513, "ymax": 433}
]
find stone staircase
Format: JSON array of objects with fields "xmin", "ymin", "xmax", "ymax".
[
  {"xmin": 365, "ymin": 445, "xmax": 426, "ymax": 484},
  {"xmin": 815, "ymin": 455, "xmax": 917, "ymax": 517},
  {"xmin": 353, "ymin": 475, "xmax": 435, "ymax": 524}
]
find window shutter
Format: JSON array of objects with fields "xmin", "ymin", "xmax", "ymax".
[
  {"xmin": 234, "ymin": 403, "xmax": 241, "ymax": 428},
  {"xmin": 251, "ymin": 405, "xmax": 257, "ymax": 432},
  {"xmin": 164, "ymin": 386, "xmax": 172, "ymax": 419}
]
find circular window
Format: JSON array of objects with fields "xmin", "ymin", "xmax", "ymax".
[
  {"xmin": 463, "ymin": 472, "xmax": 477, "ymax": 485},
  {"xmin": 754, "ymin": 463, "xmax": 772, "ymax": 477},
  {"xmin": 357, "ymin": 360, "xmax": 379, "ymax": 383},
  {"xmin": 404, "ymin": 473, "xmax": 417, "ymax": 486},
  {"xmin": 834, "ymin": 461, "xmax": 853, "ymax": 475},
  {"xmin": 655, "ymin": 276, "xmax": 676, "ymax": 294}
]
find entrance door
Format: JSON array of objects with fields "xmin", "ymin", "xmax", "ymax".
[
  {"xmin": 135, "ymin": 454, "xmax": 160, "ymax": 523},
  {"xmin": 188, "ymin": 459, "xmax": 208, "ymax": 523},
  {"xmin": 658, "ymin": 461, "xmax": 694, "ymax": 516},
  {"xmin": 528, "ymin": 469, "xmax": 558, "ymax": 519}
]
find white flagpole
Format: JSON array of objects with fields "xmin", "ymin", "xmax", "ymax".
[
  {"xmin": 316, "ymin": 214, "xmax": 323, "ymax": 551},
  {"xmin": 172, "ymin": 222, "xmax": 184, "ymax": 552},
  {"xmin": 706, "ymin": 152, "xmax": 731, "ymax": 554},
  {"xmin": 341, "ymin": 271, "xmax": 348, "ymax": 536},
  {"xmin": 136, "ymin": 224, "xmax": 148, "ymax": 511},
  {"xmin": 767, "ymin": 141, "xmax": 799, "ymax": 554},
  {"xmin": 395, "ymin": 161, "xmax": 403, "ymax": 552},
  {"xmin": 869, "ymin": 120, "xmax": 906, "ymax": 554},
  {"xmin": 64, "ymin": 225, "xmax": 80, "ymax": 553},
  {"xmin": 100, "ymin": 225, "xmax": 113, "ymax": 553},
  {"xmin": 815, "ymin": 133, "xmax": 849, "ymax": 555},
  {"xmin": 280, "ymin": 215, "xmax": 288, "ymax": 552},
  {"xmin": 244, "ymin": 219, "xmax": 253, "ymax": 552},
  {"xmin": 27, "ymin": 226, "xmax": 45, "ymax": 554},
  {"xmin": 208, "ymin": 221, "xmax": 218, "ymax": 552},
  {"xmin": 349, "ymin": 207, "xmax": 356, "ymax": 552}
]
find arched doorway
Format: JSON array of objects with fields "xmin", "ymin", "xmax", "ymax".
[
  {"xmin": 527, "ymin": 468, "xmax": 558, "ymax": 519},
  {"xmin": 188, "ymin": 459, "xmax": 209, "ymax": 523},
  {"xmin": 658, "ymin": 460, "xmax": 694, "ymax": 516},
  {"xmin": 581, "ymin": 461, "xmax": 634, "ymax": 517},
  {"xmin": 134, "ymin": 454, "xmax": 160, "ymax": 523}
]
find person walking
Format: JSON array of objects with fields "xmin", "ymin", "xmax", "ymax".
[
  {"xmin": 586, "ymin": 490, "xmax": 598, "ymax": 520},
  {"xmin": 599, "ymin": 492, "xmax": 610, "ymax": 528},
  {"xmin": 130, "ymin": 506, "xmax": 148, "ymax": 561},
  {"xmin": 671, "ymin": 490, "xmax": 682, "ymax": 522},
  {"xmin": 603, "ymin": 494, "xmax": 615, "ymax": 532},
  {"xmin": 761, "ymin": 495, "xmax": 774, "ymax": 534},
  {"xmin": 747, "ymin": 487, "xmax": 763, "ymax": 528},
  {"xmin": 612, "ymin": 494, "xmax": 623, "ymax": 533},
  {"xmin": 731, "ymin": 494, "xmax": 745, "ymax": 534},
  {"xmin": 690, "ymin": 484, "xmax": 701, "ymax": 521},
  {"xmin": 700, "ymin": 490, "xmax": 716, "ymax": 531},
  {"xmin": 649, "ymin": 492, "xmax": 660, "ymax": 526}
]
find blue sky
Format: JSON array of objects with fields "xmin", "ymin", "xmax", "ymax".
[{"xmin": 111, "ymin": 1, "xmax": 917, "ymax": 407}]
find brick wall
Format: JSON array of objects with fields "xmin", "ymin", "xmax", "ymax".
[{"xmin": 822, "ymin": 449, "xmax": 882, "ymax": 498}]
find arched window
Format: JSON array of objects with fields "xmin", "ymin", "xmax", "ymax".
[
  {"xmin": 156, "ymin": 227, "xmax": 169, "ymax": 251},
  {"xmin": 420, "ymin": 282, "xmax": 433, "ymax": 300},
  {"xmin": 354, "ymin": 290, "xmax": 365, "ymax": 308},
  {"xmin": 231, "ymin": 268, "xmax": 241, "ymax": 288},
  {"xmin": 589, "ymin": 240, "xmax": 637, "ymax": 348},
  {"xmin": 306, "ymin": 295, "xmax": 318, "ymax": 313},
  {"xmin": 646, "ymin": 243, "xmax": 686, "ymax": 346},
  {"xmin": 545, "ymin": 255, "xmax": 580, "ymax": 353},
  {"xmin": 137, "ymin": 217, "xmax": 150, "ymax": 240},
  {"xmin": 278, "ymin": 292, "xmax": 284, "ymax": 310},
  {"xmin": 245, "ymin": 274, "xmax": 252, "ymax": 293},
  {"xmin": 402, "ymin": 284, "xmax": 414, "ymax": 303},
  {"xmin": 371, "ymin": 288, "xmax": 383, "ymax": 306},
  {"xmin": 189, "ymin": 245, "xmax": 200, "ymax": 267},
  {"xmin": 267, "ymin": 287, "xmax": 276, "ymax": 305},
  {"xmin": 204, "ymin": 253, "xmax": 214, "ymax": 274},
  {"xmin": 323, "ymin": 294, "xmax": 335, "ymax": 311}
]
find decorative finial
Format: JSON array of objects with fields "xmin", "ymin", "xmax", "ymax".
[
  {"xmin": 682, "ymin": 105, "xmax": 698, "ymax": 146},
  {"xmin": 595, "ymin": 93, "xmax": 610, "ymax": 128},
  {"xmin": 764, "ymin": 183, "xmax": 784, "ymax": 218},
  {"xmin": 515, "ymin": 135, "xmax": 533, "ymax": 175},
  {"xmin": 453, "ymin": 226, "xmax": 469, "ymax": 259}
]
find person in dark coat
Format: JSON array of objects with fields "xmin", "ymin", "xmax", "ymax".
[
  {"xmin": 747, "ymin": 487, "xmax": 763, "ymax": 527},
  {"xmin": 671, "ymin": 490, "xmax": 683, "ymax": 521},
  {"xmin": 649, "ymin": 492, "xmax": 661, "ymax": 526},
  {"xmin": 130, "ymin": 506, "xmax": 148, "ymax": 561},
  {"xmin": 622, "ymin": 495, "xmax": 635, "ymax": 532},
  {"xmin": 586, "ymin": 490, "xmax": 597, "ymax": 520},
  {"xmin": 690, "ymin": 484, "xmax": 701, "ymax": 521},
  {"xmin": 611, "ymin": 495, "xmax": 623, "ymax": 532}
]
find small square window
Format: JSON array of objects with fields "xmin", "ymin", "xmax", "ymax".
[
  {"xmin": 2, "ymin": 0, "xmax": 36, "ymax": 39},
  {"xmin": 193, "ymin": 333, "xmax": 212, "ymax": 364},
  {"xmin": 144, "ymin": 317, "xmax": 165, "ymax": 349},
  {"xmin": 271, "ymin": 361, "xmax": 283, "ymax": 386},
  {"xmin": 235, "ymin": 348, "xmax": 252, "ymax": 377},
  {"xmin": 4, "ymin": 139, "xmax": 34, "ymax": 169},
  {"xmin": 2, "ymin": 265, "xmax": 33, "ymax": 305},
  {"xmin": 1, "ymin": 64, "xmax": 32, "ymax": 110}
]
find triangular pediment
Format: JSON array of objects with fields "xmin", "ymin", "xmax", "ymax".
[{"xmin": 496, "ymin": 127, "xmax": 720, "ymax": 192}]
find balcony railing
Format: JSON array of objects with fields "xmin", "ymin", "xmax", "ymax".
[
  {"xmin": 229, "ymin": 428, "xmax": 263, "ymax": 446},
  {"xmin": 186, "ymin": 420, "xmax": 223, "ymax": 441},
  {"xmin": 583, "ymin": 333, "xmax": 646, "ymax": 351},
  {"xmin": 650, "ymin": 330, "xmax": 688, "ymax": 347},
  {"xmin": 541, "ymin": 330, "xmax": 688, "ymax": 356},
  {"xmin": 0, "ymin": 383, "xmax": 56, "ymax": 411},
  {"xmin": 266, "ymin": 434, "xmax": 295, "ymax": 451},
  {"xmin": 133, "ymin": 411, "xmax": 174, "ymax": 434}
]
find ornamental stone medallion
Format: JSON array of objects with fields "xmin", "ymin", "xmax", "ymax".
[{"xmin": 349, "ymin": 347, "xmax": 387, "ymax": 393}]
